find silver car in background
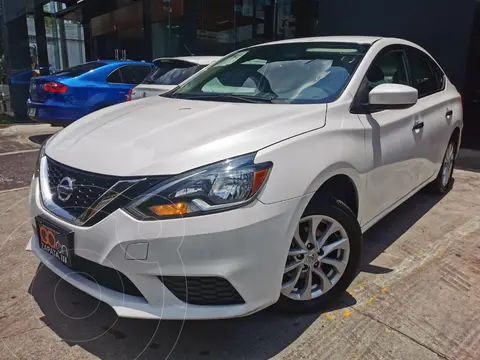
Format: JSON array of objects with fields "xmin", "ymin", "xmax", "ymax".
[{"xmin": 127, "ymin": 56, "xmax": 220, "ymax": 101}]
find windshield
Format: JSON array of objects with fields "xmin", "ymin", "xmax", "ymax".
[
  {"xmin": 143, "ymin": 60, "xmax": 203, "ymax": 86},
  {"xmin": 52, "ymin": 62, "xmax": 106, "ymax": 77},
  {"xmin": 168, "ymin": 42, "xmax": 369, "ymax": 104}
]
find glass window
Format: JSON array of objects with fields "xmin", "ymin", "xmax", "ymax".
[
  {"xmin": 119, "ymin": 66, "xmax": 151, "ymax": 84},
  {"xmin": 130, "ymin": 66, "xmax": 152, "ymax": 83},
  {"xmin": 52, "ymin": 62, "xmax": 106, "ymax": 77},
  {"xmin": 143, "ymin": 60, "xmax": 201, "ymax": 85},
  {"xmin": 107, "ymin": 69, "xmax": 122, "ymax": 83},
  {"xmin": 366, "ymin": 51, "xmax": 408, "ymax": 90},
  {"xmin": 170, "ymin": 42, "xmax": 368, "ymax": 104},
  {"xmin": 407, "ymin": 49, "xmax": 443, "ymax": 97}
]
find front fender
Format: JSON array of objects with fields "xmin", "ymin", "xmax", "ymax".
[{"xmin": 255, "ymin": 127, "xmax": 368, "ymax": 224}]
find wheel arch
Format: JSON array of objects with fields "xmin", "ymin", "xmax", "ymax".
[
  {"xmin": 309, "ymin": 174, "xmax": 359, "ymax": 218},
  {"xmin": 303, "ymin": 164, "xmax": 363, "ymax": 221},
  {"xmin": 451, "ymin": 126, "xmax": 462, "ymax": 156}
]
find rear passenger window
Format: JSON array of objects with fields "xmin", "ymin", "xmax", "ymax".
[
  {"xmin": 129, "ymin": 66, "xmax": 152, "ymax": 84},
  {"xmin": 107, "ymin": 69, "xmax": 122, "ymax": 83},
  {"xmin": 407, "ymin": 49, "xmax": 444, "ymax": 98},
  {"xmin": 107, "ymin": 66, "xmax": 151, "ymax": 84},
  {"xmin": 119, "ymin": 66, "xmax": 149, "ymax": 85}
]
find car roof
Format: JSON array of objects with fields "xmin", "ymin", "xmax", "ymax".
[
  {"xmin": 257, "ymin": 36, "xmax": 383, "ymax": 46},
  {"xmin": 96, "ymin": 60, "xmax": 152, "ymax": 65},
  {"xmin": 255, "ymin": 36, "xmax": 430, "ymax": 50},
  {"xmin": 153, "ymin": 56, "xmax": 221, "ymax": 65}
]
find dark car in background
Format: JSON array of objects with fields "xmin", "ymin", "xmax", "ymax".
[{"xmin": 27, "ymin": 60, "xmax": 153, "ymax": 126}]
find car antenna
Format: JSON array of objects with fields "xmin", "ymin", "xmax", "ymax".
[{"xmin": 183, "ymin": 44, "xmax": 194, "ymax": 56}]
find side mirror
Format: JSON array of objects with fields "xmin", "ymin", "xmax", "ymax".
[{"xmin": 369, "ymin": 83, "xmax": 418, "ymax": 110}]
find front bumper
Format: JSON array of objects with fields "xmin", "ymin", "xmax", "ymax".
[{"xmin": 28, "ymin": 178, "xmax": 303, "ymax": 319}]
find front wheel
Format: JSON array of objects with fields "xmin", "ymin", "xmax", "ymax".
[{"xmin": 275, "ymin": 197, "xmax": 362, "ymax": 313}]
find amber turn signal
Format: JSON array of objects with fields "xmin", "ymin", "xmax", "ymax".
[
  {"xmin": 149, "ymin": 202, "xmax": 188, "ymax": 216},
  {"xmin": 250, "ymin": 168, "xmax": 269, "ymax": 196}
]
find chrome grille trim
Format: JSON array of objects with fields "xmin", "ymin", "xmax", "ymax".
[{"xmin": 39, "ymin": 156, "xmax": 144, "ymax": 226}]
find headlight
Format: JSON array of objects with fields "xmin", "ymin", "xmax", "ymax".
[
  {"xmin": 34, "ymin": 131, "xmax": 60, "ymax": 179},
  {"xmin": 124, "ymin": 153, "xmax": 272, "ymax": 220},
  {"xmin": 33, "ymin": 141, "xmax": 47, "ymax": 179}
]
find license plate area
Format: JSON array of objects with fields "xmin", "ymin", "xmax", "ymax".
[
  {"xmin": 36, "ymin": 216, "xmax": 74, "ymax": 268},
  {"xmin": 28, "ymin": 107, "xmax": 37, "ymax": 117}
]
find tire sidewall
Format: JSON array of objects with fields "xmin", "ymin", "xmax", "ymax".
[
  {"xmin": 437, "ymin": 140, "xmax": 457, "ymax": 193},
  {"xmin": 276, "ymin": 197, "xmax": 362, "ymax": 313}
]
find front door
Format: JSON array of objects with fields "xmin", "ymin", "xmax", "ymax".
[{"xmin": 355, "ymin": 48, "xmax": 425, "ymax": 224}]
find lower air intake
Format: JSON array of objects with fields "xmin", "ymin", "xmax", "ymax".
[{"xmin": 160, "ymin": 276, "xmax": 245, "ymax": 306}]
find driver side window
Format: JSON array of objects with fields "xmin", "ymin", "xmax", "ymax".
[
  {"xmin": 366, "ymin": 50, "xmax": 408, "ymax": 91},
  {"xmin": 352, "ymin": 49, "xmax": 409, "ymax": 113}
]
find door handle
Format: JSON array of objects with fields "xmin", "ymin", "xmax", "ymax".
[
  {"xmin": 445, "ymin": 109, "xmax": 453, "ymax": 118},
  {"xmin": 412, "ymin": 122, "xmax": 424, "ymax": 131}
]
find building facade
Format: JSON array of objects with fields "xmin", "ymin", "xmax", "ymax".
[{"xmin": 1, "ymin": 0, "xmax": 479, "ymax": 147}]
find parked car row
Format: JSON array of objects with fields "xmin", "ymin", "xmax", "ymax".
[
  {"xmin": 28, "ymin": 36, "xmax": 462, "ymax": 319},
  {"xmin": 27, "ymin": 56, "xmax": 219, "ymax": 126}
]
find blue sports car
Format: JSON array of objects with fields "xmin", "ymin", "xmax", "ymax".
[{"xmin": 27, "ymin": 60, "xmax": 153, "ymax": 126}]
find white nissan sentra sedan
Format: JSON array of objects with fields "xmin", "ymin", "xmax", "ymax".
[{"xmin": 27, "ymin": 36, "xmax": 462, "ymax": 319}]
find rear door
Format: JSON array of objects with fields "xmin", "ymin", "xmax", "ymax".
[
  {"xmin": 405, "ymin": 46, "xmax": 458, "ymax": 179},
  {"xmin": 131, "ymin": 60, "xmax": 202, "ymax": 100}
]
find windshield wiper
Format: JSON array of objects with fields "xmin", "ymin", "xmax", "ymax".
[
  {"xmin": 225, "ymin": 94, "xmax": 277, "ymax": 103},
  {"xmin": 171, "ymin": 93, "xmax": 277, "ymax": 103}
]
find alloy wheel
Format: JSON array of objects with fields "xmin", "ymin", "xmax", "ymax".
[
  {"xmin": 282, "ymin": 215, "xmax": 350, "ymax": 301},
  {"xmin": 442, "ymin": 143, "xmax": 455, "ymax": 187}
]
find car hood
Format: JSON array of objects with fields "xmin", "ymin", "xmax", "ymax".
[{"xmin": 46, "ymin": 96, "xmax": 326, "ymax": 176}]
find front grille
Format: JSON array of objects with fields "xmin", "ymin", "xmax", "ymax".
[
  {"xmin": 73, "ymin": 255, "xmax": 145, "ymax": 298},
  {"xmin": 160, "ymin": 276, "xmax": 245, "ymax": 306},
  {"xmin": 46, "ymin": 157, "xmax": 118, "ymax": 218},
  {"xmin": 43, "ymin": 157, "xmax": 172, "ymax": 226}
]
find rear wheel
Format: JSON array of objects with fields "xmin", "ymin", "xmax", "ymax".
[
  {"xmin": 427, "ymin": 139, "xmax": 456, "ymax": 194},
  {"xmin": 275, "ymin": 197, "xmax": 362, "ymax": 313}
]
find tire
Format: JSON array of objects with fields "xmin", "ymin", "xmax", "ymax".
[
  {"xmin": 275, "ymin": 197, "xmax": 362, "ymax": 314},
  {"xmin": 426, "ymin": 138, "xmax": 457, "ymax": 194}
]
